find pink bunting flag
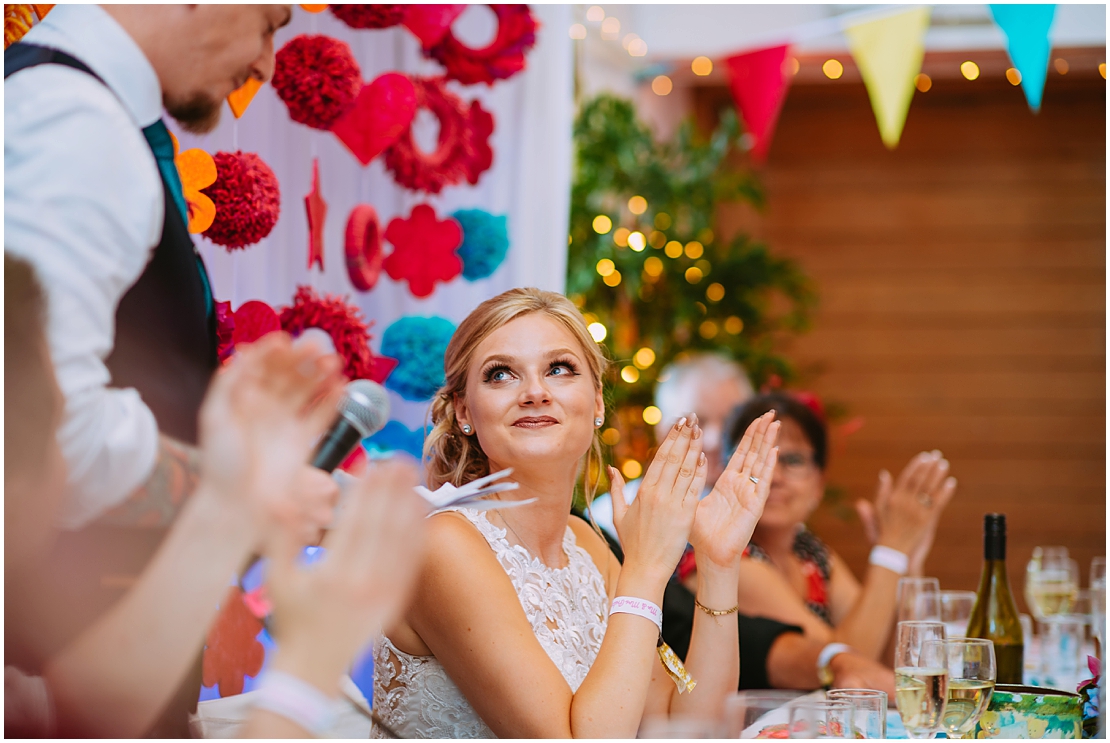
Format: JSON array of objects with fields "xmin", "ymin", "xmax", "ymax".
[{"xmin": 725, "ymin": 45, "xmax": 794, "ymax": 164}]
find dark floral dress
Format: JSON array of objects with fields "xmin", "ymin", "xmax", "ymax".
[{"xmin": 743, "ymin": 528, "xmax": 834, "ymax": 625}]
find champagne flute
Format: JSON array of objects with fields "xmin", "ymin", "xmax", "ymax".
[
  {"xmin": 940, "ymin": 590, "xmax": 976, "ymax": 638},
  {"xmin": 897, "ymin": 577, "xmax": 941, "ymax": 623},
  {"xmin": 931, "ymin": 638, "xmax": 996, "ymax": 739},
  {"xmin": 895, "ymin": 621, "xmax": 948, "ymax": 739}
]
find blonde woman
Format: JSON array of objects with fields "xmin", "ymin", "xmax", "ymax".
[{"xmin": 372, "ymin": 288, "xmax": 780, "ymax": 738}]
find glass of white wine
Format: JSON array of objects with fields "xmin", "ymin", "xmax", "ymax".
[
  {"xmin": 940, "ymin": 590, "xmax": 976, "ymax": 638},
  {"xmin": 895, "ymin": 620, "xmax": 948, "ymax": 739},
  {"xmin": 929, "ymin": 637, "xmax": 996, "ymax": 739},
  {"xmin": 897, "ymin": 577, "xmax": 942, "ymax": 623},
  {"xmin": 1025, "ymin": 548, "xmax": 1079, "ymax": 619}
]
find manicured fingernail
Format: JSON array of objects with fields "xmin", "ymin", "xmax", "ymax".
[
  {"xmin": 693, "ymin": 425, "xmax": 702, "ymax": 440},
  {"xmin": 675, "ymin": 417, "xmax": 687, "ymax": 430},
  {"xmin": 699, "ymin": 452, "xmax": 707, "ymax": 466}
]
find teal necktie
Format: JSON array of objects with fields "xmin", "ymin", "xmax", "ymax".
[{"xmin": 141, "ymin": 119, "xmax": 213, "ymax": 318}]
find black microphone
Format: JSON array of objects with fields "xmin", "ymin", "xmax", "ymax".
[{"xmin": 311, "ymin": 379, "xmax": 391, "ymax": 472}]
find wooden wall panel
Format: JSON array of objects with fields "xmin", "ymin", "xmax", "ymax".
[{"xmin": 695, "ymin": 52, "xmax": 1105, "ymax": 606}]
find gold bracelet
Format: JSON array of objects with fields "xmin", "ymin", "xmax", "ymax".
[{"xmin": 694, "ymin": 598, "xmax": 739, "ymax": 616}]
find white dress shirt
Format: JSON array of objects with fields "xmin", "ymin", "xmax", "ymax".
[{"xmin": 6, "ymin": 5, "xmax": 166, "ymax": 529}]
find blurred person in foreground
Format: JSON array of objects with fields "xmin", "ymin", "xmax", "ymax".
[
  {"xmin": 681, "ymin": 392, "xmax": 958, "ymax": 661},
  {"xmin": 4, "ymin": 5, "xmax": 332, "ymax": 732},
  {"xmin": 373, "ymin": 288, "xmax": 780, "ymax": 737},
  {"xmin": 4, "ymin": 255, "xmax": 428, "ymax": 738}
]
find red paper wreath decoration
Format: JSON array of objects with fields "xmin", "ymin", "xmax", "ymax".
[
  {"xmin": 382, "ymin": 77, "xmax": 495, "ymax": 194},
  {"xmin": 424, "ymin": 5, "xmax": 538, "ymax": 86},
  {"xmin": 329, "ymin": 4, "xmax": 405, "ymax": 29},
  {"xmin": 345, "ymin": 204, "xmax": 384, "ymax": 291},
  {"xmin": 201, "ymin": 152, "xmax": 281, "ymax": 251},
  {"xmin": 271, "ymin": 34, "xmax": 362, "ymax": 130},
  {"xmin": 279, "ymin": 285, "xmax": 396, "ymax": 383}
]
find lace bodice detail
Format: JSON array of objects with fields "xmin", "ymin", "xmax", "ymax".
[{"xmin": 371, "ymin": 508, "xmax": 609, "ymax": 739}]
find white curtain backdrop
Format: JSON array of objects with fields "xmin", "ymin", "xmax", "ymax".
[{"xmin": 178, "ymin": 5, "xmax": 573, "ymax": 431}]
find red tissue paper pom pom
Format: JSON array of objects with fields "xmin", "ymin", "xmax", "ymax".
[
  {"xmin": 202, "ymin": 151, "xmax": 281, "ymax": 251},
  {"xmin": 279, "ymin": 285, "xmax": 395, "ymax": 383},
  {"xmin": 329, "ymin": 4, "xmax": 405, "ymax": 29},
  {"xmin": 425, "ymin": 4, "xmax": 538, "ymax": 85},
  {"xmin": 272, "ymin": 34, "xmax": 362, "ymax": 130}
]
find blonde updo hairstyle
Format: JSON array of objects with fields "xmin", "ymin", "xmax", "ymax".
[{"xmin": 425, "ymin": 288, "xmax": 609, "ymax": 505}]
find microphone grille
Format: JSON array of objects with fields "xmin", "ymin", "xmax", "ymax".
[{"xmin": 339, "ymin": 379, "xmax": 390, "ymax": 437}]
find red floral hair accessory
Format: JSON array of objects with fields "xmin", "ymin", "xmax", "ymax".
[
  {"xmin": 329, "ymin": 4, "xmax": 405, "ymax": 29},
  {"xmin": 271, "ymin": 34, "xmax": 362, "ymax": 130},
  {"xmin": 279, "ymin": 285, "xmax": 397, "ymax": 383},
  {"xmin": 382, "ymin": 76, "xmax": 495, "ymax": 193},
  {"xmin": 423, "ymin": 4, "xmax": 538, "ymax": 85},
  {"xmin": 201, "ymin": 151, "xmax": 281, "ymax": 251}
]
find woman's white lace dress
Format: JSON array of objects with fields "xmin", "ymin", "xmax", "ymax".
[{"xmin": 371, "ymin": 507, "xmax": 609, "ymax": 738}]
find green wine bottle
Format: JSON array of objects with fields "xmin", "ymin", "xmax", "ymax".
[{"xmin": 967, "ymin": 513, "xmax": 1025, "ymax": 684}]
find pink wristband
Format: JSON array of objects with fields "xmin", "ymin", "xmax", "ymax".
[{"xmin": 609, "ymin": 596, "xmax": 663, "ymax": 631}]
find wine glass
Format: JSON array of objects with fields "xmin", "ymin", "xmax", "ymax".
[
  {"xmin": 939, "ymin": 590, "xmax": 976, "ymax": 638},
  {"xmin": 897, "ymin": 577, "xmax": 941, "ymax": 623},
  {"xmin": 826, "ymin": 689, "xmax": 887, "ymax": 739},
  {"xmin": 1091, "ymin": 556, "xmax": 1106, "ymax": 589},
  {"xmin": 895, "ymin": 621, "xmax": 948, "ymax": 739},
  {"xmin": 787, "ymin": 699, "xmax": 854, "ymax": 739},
  {"xmin": 930, "ymin": 638, "xmax": 996, "ymax": 739},
  {"xmin": 724, "ymin": 690, "xmax": 805, "ymax": 738},
  {"xmin": 1026, "ymin": 548, "xmax": 1079, "ymax": 619}
]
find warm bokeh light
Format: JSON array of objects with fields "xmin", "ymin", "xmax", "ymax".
[
  {"xmin": 651, "ymin": 75, "xmax": 673, "ymax": 96},
  {"xmin": 654, "ymin": 212, "xmax": 672, "ymax": 230},
  {"xmin": 621, "ymin": 459, "xmax": 643, "ymax": 479},
  {"xmin": 1005, "ymin": 67, "xmax": 1022, "ymax": 86},
  {"xmin": 596, "ymin": 258, "xmax": 615, "ymax": 277},
  {"xmin": 586, "ymin": 5, "xmax": 604, "ymax": 22},
  {"xmin": 696, "ymin": 259, "xmax": 711, "ymax": 275},
  {"xmin": 706, "ymin": 282, "xmax": 725, "ymax": 302},
  {"xmin": 600, "ymin": 16, "xmax": 620, "ymax": 39},
  {"xmin": 627, "ymin": 231, "xmax": 646, "ymax": 251},
  {"xmin": 648, "ymin": 231, "xmax": 666, "ymax": 249},
  {"xmin": 622, "ymin": 32, "xmax": 638, "ymax": 50},
  {"xmin": 914, "ymin": 73, "xmax": 932, "ymax": 92},
  {"xmin": 642, "ymin": 406, "xmax": 663, "ymax": 425},
  {"xmin": 691, "ymin": 56, "xmax": 713, "ymax": 76},
  {"xmin": 628, "ymin": 195, "xmax": 648, "ymax": 214},
  {"xmin": 699, "ymin": 320, "xmax": 719, "ymax": 339},
  {"xmin": 569, "ymin": 23, "xmax": 586, "ymax": 40},
  {"xmin": 601, "ymin": 427, "xmax": 621, "ymax": 446},
  {"xmin": 592, "ymin": 214, "xmax": 612, "ymax": 234},
  {"xmin": 823, "ymin": 59, "xmax": 843, "ymax": 79},
  {"xmin": 603, "ymin": 269, "xmax": 622, "ymax": 287},
  {"xmin": 1100, "ymin": 63, "xmax": 1106, "ymax": 79},
  {"xmin": 724, "ymin": 316, "xmax": 744, "ymax": 334},
  {"xmin": 961, "ymin": 61, "xmax": 980, "ymax": 80},
  {"xmin": 1054, "ymin": 58, "xmax": 1069, "ymax": 75},
  {"xmin": 644, "ymin": 256, "xmax": 663, "ymax": 276},
  {"xmin": 664, "ymin": 240, "xmax": 683, "ymax": 259},
  {"xmin": 620, "ymin": 365, "xmax": 640, "ymax": 383},
  {"xmin": 633, "ymin": 347, "xmax": 656, "ymax": 368},
  {"xmin": 628, "ymin": 39, "xmax": 647, "ymax": 57},
  {"xmin": 684, "ymin": 241, "xmax": 704, "ymax": 259},
  {"xmin": 685, "ymin": 266, "xmax": 703, "ymax": 284},
  {"xmin": 587, "ymin": 322, "xmax": 607, "ymax": 342},
  {"xmin": 788, "ymin": 57, "xmax": 800, "ymax": 75},
  {"xmin": 613, "ymin": 227, "xmax": 630, "ymax": 247}
]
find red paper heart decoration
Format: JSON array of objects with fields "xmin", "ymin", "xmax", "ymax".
[
  {"xmin": 403, "ymin": 4, "xmax": 466, "ymax": 48},
  {"xmin": 345, "ymin": 204, "xmax": 384, "ymax": 292},
  {"xmin": 330, "ymin": 73, "xmax": 417, "ymax": 166}
]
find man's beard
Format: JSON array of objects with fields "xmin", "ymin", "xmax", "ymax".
[{"xmin": 165, "ymin": 92, "xmax": 222, "ymax": 134}]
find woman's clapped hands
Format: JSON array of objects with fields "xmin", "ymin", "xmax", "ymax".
[
  {"xmin": 691, "ymin": 411, "xmax": 780, "ymax": 571},
  {"xmin": 611, "ymin": 415, "xmax": 706, "ymax": 587}
]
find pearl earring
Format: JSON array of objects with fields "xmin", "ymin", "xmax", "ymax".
[
  {"xmin": 461, "ymin": 424, "xmax": 473, "ymax": 435},
  {"xmin": 595, "ymin": 417, "xmax": 603, "ymax": 428}
]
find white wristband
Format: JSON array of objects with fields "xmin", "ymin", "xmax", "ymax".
[
  {"xmin": 253, "ymin": 670, "xmax": 339, "ymax": 736},
  {"xmin": 869, "ymin": 545, "xmax": 910, "ymax": 575},
  {"xmin": 817, "ymin": 642, "xmax": 851, "ymax": 672},
  {"xmin": 610, "ymin": 596, "xmax": 664, "ymax": 632}
]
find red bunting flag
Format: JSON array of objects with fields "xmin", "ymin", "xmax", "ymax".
[{"xmin": 724, "ymin": 45, "xmax": 793, "ymax": 164}]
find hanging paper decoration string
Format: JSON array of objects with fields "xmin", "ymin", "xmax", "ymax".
[
  {"xmin": 300, "ymin": 4, "xmax": 328, "ymax": 12},
  {"xmin": 169, "ymin": 132, "xmax": 218, "ymax": 233},
  {"xmin": 215, "ymin": 300, "xmax": 284, "ymax": 362},
  {"xmin": 330, "ymin": 72, "xmax": 417, "ymax": 166},
  {"xmin": 345, "ymin": 204, "xmax": 384, "ymax": 291},
  {"xmin": 423, "ymin": 4, "xmax": 538, "ymax": 86},
  {"xmin": 272, "ymin": 34, "xmax": 362, "ymax": 130},
  {"xmin": 329, "ymin": 4, "xmax": 405, "ymax": 29},
  {"xmin": 452, "ymin": 209, "xmax": 509, "ymax": 280},
  {"xmin": 383, "ymin": 203, "xmax": 462, "ymax": 297},
  {"xmin": 305, "ymin": 158, "xmax": 327, "ymax": 270},
  {"xmin": 201, "ymin": 152, "xmax": 281, "ymax": 250},
  {"xmin": 227, "ymin": 78, "xmax": 263, "ymax": 119},
  {"xmin": 380, "ymin": 316, "xmax": 457, "ymax": 401},
  {"xmin": 4, "ymin": 4, "xmax": 50, "ymax": 49},
  {"xmin": 383, "ymin": 76, "xmax": 495, "ymax": 193},
  {"xmin": 279, "ymin": 285, "xmax": 398, "ymax": 383}
]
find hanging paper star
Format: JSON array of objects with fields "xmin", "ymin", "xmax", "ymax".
[
  {"xmin": 304, "ymin": 158, "xmax": 327, "ymax": 270},
  {"xmin": 383, "ymin": 204, "xmax": 463, "ymax": 298}
]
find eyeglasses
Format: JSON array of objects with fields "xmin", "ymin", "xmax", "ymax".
[{"xmin": 776, "ymin": 451, "xmax": 817, "ymax": 476}]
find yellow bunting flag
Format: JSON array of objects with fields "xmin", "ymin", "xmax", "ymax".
[{"xmin": 844, "ymin": 6, "xmax": 931, "ymax": 149}]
